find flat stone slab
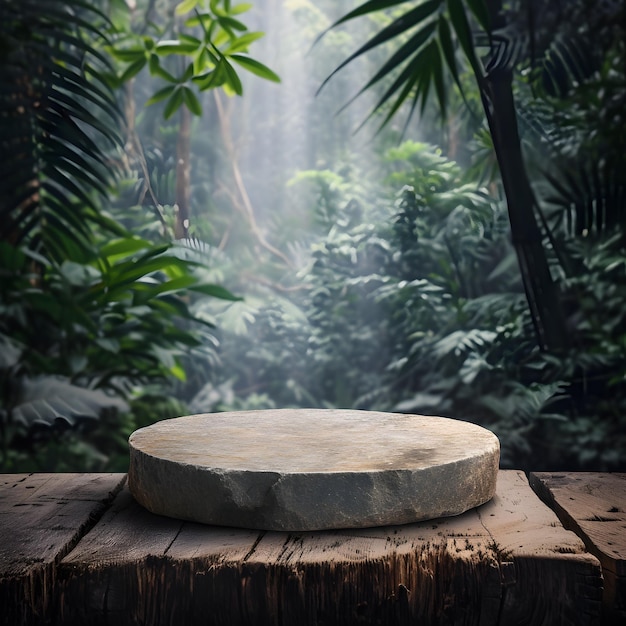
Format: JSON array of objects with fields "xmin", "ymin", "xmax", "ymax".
[{"xmin": 128, "ymin": 409, "xmax": 500, "ymax": 531}]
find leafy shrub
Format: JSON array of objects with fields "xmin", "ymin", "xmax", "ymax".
[{"xmin": 208, "ymin": 141, "xmax": 626, "ymax": 471}]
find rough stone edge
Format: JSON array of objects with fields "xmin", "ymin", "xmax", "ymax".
[{"xmin": 128, "ymin": 437, "xmax": 499, "ymax": 531}]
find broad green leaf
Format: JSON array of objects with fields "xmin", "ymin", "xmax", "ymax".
[
  {"xmin": 194, "ymin": 47, "xmax": 210, "ymax": 73},
  {"xmin": 112, "ymin": 48, "xmax": 147, "ymax": 63},
  {"xmin": 185, "ymin": 14, "xmax": 213, "ymax": 30},
  {"xmin": 100, "ymin": 237, "xmax": 152, "ymax": 261},
  {"xmin": 230, "ymin": 55, "xmax": 280, "ymax": 82},
  {"xmin": 155, "ymin": 275, "xmax": 199, "ymax": 294},
  {"xmin": 22, "ymin": 287, "xmax": 62, "ymax": 312},
  {"xmin": 231, "ymin": 3, "xmax": 253, "ymax": 15},
  {"xmin": 108, "ymin": 0, "xmax": 131, "ymax": 30},
  {"xmin": 149, "ymin": 295, "xmax": 194, "ymax": 318},
  {"xmin": 190, "ymin": 283, "xmax": 242, "ymax": 300},
  {"xmin": 221, "ymin": 59, "xmax": 243, "ymax": 95},
  {"xmin": 164, "ymin": 87, "xmax": 185, "ymax": 118},
  {"xmin": 148, "ymin": 54, "xmax": 177, "ymax": 83},
  {"xmin": 133, "ymin": 275, "xmax": 198, "ymax": 304},
  {"xmin": 217, "ymin": 16, "xmax": 248, "ymax": 32},
  {"xmin": 156, "ymin": 39, "xmax": 199, "ymax": 55},
  {"xmin": 193, "ymin": 69, "xmax": 226, "ymax": 90},
  {"xmin": 146, "ymin": 84, "xmax": 177, "ymax": 106},
  {"xmin": 182, "ymin": 86, "xmax": 203, "ymax": 115},
  {"xmin": 212, "ymin": 29, "xmax": 230, "ymax": 47},
  {"xmin": 180, "ymin": 34, "xmax": 203, "ymax": 46},
  {"xmin": 181, "ymin": 62, "xmax": 195, "ymax": 82},
  {"xmin": 86, "ymin": 209, "xmax": 127, "ymax": 238},
  {"xmin": 119, "ymin": 56, "xmax": 146, "ymax": 83},
  {"xmin": 222, "ymin": 31, "xmax": 264, "ymax": 54},
  {"xmin": 136, "ymin": 243, "xmax": 173, "ymax": 261},
  {"xmin": 170, "ymin": 362, "xmax": 187, "ymax": 381},
  {"xmin": 175, "ymin": 0, "xmax": 198, "ymax": 15},
  {"xmin": 109, "ymin": 256, "xmax": 186, "ymax": 286}
]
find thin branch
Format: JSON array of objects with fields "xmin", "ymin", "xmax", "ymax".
[
  {"xmin": 213, "ymin": 91, "xmax": 292, "ymax": 268},
  {"xmin": 123, "ymin": 81, "xmax": 169, "ymax": 236}
]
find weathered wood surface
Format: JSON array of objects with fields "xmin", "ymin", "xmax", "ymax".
[
  {"xmin": 530, "ymin": 472, "xmax": 626, "ymax": 625},
  {"xmin": 0, "ymin": 473, "xmax": 125, "ymax": 625},
  {"xmin": 54, "ymin": 470, "xmax": 601, "ymax": 626},
  {"xmin": 0, "ymin": 471, "xmax": 609, "ymax": 625}
]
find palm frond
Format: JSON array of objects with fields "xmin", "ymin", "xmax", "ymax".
[
  {"xmin": 545, "ymin": 157, "xmax": 626, "ymax": 238},
  {"xmin": 484, "ymin": 1, "xmax": 603, "ymax": 96},
  {"xmin": 0, "ymin": 0, "xmax": 124, "ymax": 259},
  {"xmin": 320, "ymin": 0, "xmax": 489, "ymax": 130}
]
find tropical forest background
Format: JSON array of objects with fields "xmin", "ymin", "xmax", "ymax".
[{"xmin": 1, "ymin": 0, "xmax": 625, "ymax": 473}]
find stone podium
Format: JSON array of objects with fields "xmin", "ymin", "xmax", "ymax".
[{"xmin": 128, "ymin": 409, "xmax": 500, "ymax": 531}]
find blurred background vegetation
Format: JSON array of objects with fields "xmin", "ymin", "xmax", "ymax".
[{"xmin": 1, "ymin": 0, "xmax": 624, "ymax": 473}]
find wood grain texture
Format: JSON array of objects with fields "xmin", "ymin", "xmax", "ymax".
[
  {"xmin": 55, "ymin": 471, "xmax": 602, "ymax": 626},
  {"xmin": 0, "ymin": 473, "xmax": 125, "ymax": 625},
  {"xmin": 530, "ymin": 472, "xmax": 626, "ymax": 625},
  {"xmin": 483, "ymin": 471, "xmax": 602, "ymax": 625}
]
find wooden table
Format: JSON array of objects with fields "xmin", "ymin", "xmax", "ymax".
[{"xmin": 1, "ymin": 471, "xmax": 624, "ymax": 625}]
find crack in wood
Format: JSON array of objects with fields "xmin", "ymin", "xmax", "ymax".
[
  {"xmin": 242, "ymin": 531, "xmax": 266, "ymax": 562},
  {"xmin": 163, "ymin": 521, "xmax": 185, "ymax": 556}
]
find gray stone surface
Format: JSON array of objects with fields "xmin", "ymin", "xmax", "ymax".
[{"xmin": 128, "ymin": 409, "xmax": 500, "ymax": 531}]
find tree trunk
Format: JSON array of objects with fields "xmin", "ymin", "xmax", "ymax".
[
  {"xmin": 482, "ymin": 0, "xmax": 569, "ymax": 352},
  {"xmin": 175, "ymin": 104, "xmax": 191, "ymax": 240}
]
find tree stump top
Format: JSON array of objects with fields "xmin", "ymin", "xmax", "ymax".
[{"xmin": 2, "ymin": 471, "xmax": 608, "ymax": 626}]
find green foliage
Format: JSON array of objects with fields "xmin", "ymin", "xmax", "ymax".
[
  {"xmin": 205, "ymin": 140, "xmax": 626, "ymax": 471},
  {"xmin": 319, "ymin": 0, "xmax": 489, "ymax": 127},
  {"xmin": 0, "ymin": 225, "xmax": 236, "ymax": 469},
  {"xmin": 323, "ymin": 0, "xmax": 626, "ymax": 353},
  {"xmin": 1, "ymin": 0, "xmax": 623, "ymax": 475},
  {"xmin": 3, "ymin": 393, "xmax": 188, "ymax": 472},
  {"xmin": 109, "ymin": 0, "xmax": 279, "ymax": 118},
  {"xmin": 0, "ymin": 0, "xmax": 125, "ymax": 260},
  {"xmin": 0, "ymin": 0, "xmax": 243, "ymax": 471},
  {"xmin": 140, "ymin": 0, "xmax": 625, "ymax": 471}
]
